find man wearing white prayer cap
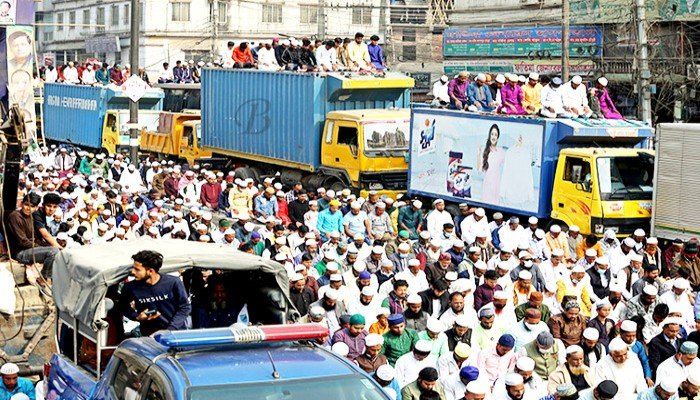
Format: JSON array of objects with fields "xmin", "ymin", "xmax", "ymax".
[
  {"xmin": 492, "ymin": 356, "xmax": 546, "ymax": 399},
  {"xmin": 678, "ymin": 363, "xmax": 700, "ymax": 399},
  {"xmin": 0, "ymin": 362, "xmax": 34, "ymax": 399},
  {"xmin": 394, "ymin": 339, "xmax": 438, "ymax": 388},
  {"xmin": 637, "ymin": 375, "xmax": 680, "ymax": 400},
  {"xmin": 490, "ymin": 373, "xmax": 525, "ymax": 400},
  {"xmin": 355, "ymin": 333, "xmax": 388, "ymax": 373},
  {"xmin": 523, "ymin": 72, "xmax": 543, "ymax": 115},
  {"xmin": 594, "ymin": 337, "xmax": 647, "ymax": 399},
  {"xmin": 548, "ymin": 344, "xmax": 595, "ymax": 393},
  {"xmin": 562, "ymin": 75, "xmax": 593, "ymax": 117},
  {"xmin": 593, "ymin": 76, "xmax": 623, "ymax": 119}
]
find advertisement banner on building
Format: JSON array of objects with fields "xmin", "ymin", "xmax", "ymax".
[
  {"xmin": 410, "ymin": 111, "xmax": 543, "ymax": 213},
  {"xmin": 6, "ymin": 25, "xmax": 36, "ymax": 140},
  {"xmin": 571, "ymin": 0, "xmax": 700, "ymax": 23},
  {"xmin": 443, "ymin": 26, "xmax": 603, "ymax": 58},
  {"xmin": 443, "ymin": 59, "xmax": 596, "ymax": 76},
  {"xmin": 0, "ymin": 0, "xmax": 16, "ymax": 25}
]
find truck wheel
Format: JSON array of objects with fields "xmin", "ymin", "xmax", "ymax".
[
  {"xmin": 234, "ymin": 167, "xmax": 254, "ymax": 181},
  {"xmin": 249, "ymin": 167, "xmax": 263, "ymax": 183},
  {"xmin": 328, "ymin": 180, "xmax": 346, "ymax": 194}
]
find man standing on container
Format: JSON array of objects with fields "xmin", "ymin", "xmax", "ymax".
[{"xmin": 120, "ymin": 250, "xmax": 191, "ymax": 337}]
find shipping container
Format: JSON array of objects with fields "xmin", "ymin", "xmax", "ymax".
[
  {"xmin": 43, "ymin": 84, "xmax": 164, "ymax": 149},
  {"xmin": 201, "ymin": 69, "xmax": 412, "ymax": 171},
  {"xmin": 651, "ymin": 123, "xmax": 700, "ymax": 241},
  {"xmin": 409, "ymin": 109, "xmax": 655, "ymax": 235}
]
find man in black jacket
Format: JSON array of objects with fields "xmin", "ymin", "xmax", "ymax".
[
  {"xmin": 647, "ymin": 317, "xmax": 685, "ymax": 379},
  {"xmin": 404, "ymin": 293, "xmax": 430, "ymax": 332},
  {"xmin": 288, "ymin": 190, "xmax": 309, "ymax": 227},
  {"xmin": 586, "ymin": 257, "xmax": 611, "ymax": 301},
  {"xmin": 290, "ymin": 273, "xmax": 314, "ymax": 316},
  {"xmin": 418, "ymin": 279, "xmax": 449, "ymax": 317}
]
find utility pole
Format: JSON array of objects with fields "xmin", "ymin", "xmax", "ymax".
[
  {"xmin": 128, "ymin": 0, "xmax": 140, "ymax": 163},
  {"xmin": 561, "ymin": 0, "xmax": 570, "ymax": 81},
  {"xmin": 211, "ymin": 0, "xmax": 219, "ymax": 60},
  {"xmin": 636, "ymin": 0, "xmax": 652, "ymax": 124},
  {"xmin": 317, "ymin": 0, "xmax": 326, "ymax": 37}
]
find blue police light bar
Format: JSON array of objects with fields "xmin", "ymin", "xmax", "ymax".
[{"xmin": 153, "ymin": 324, "xmax": 330, "ymax": 348}]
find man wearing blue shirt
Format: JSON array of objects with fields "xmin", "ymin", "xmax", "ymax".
[
  {"xmin": 0, "ymin": 363, "xmax": 35, "ymax": 400},
  {"xmin": 120, "ymin": 250, "xmax": 191, "ymax": 337},
  {"xmin": 254, "ymin": 187, "xmax": 279, "ymax": 221},
  {"xmin": 317, "ymin": 199, "xmax": 343, "ymax": 242},
  {"xmin": 343, "ymin": 201, "xmax": 369, "ymax": 239}
]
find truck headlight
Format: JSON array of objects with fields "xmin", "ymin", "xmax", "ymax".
[
  {"xmin": 369, "ymin": 183, "xmax": 384, "ymax": 190},
  {"xmin": 594, "ymin": 224, "xmax": 604, "ymax": 234}
]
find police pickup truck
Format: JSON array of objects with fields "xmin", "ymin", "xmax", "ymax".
[{"xmin": 45, "ymin": 239, "xmax": 390, "ymax": 399}]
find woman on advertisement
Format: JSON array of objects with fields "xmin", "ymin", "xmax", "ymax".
[{"xmin": 477, "ymin": 124, "xmax": 506, "ymax": 203}]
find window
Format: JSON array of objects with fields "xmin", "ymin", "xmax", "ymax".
[
  {"xmin": 111, "ymin": 5, "xmax": 119, "ymax": 27},
  {"xmin": 337, "ymin": 126, "xmax": 358, "ymax": 146},
  {"xmin": 351, "ymin": 7, "xmax": 371, "ymax": 25},
  {"xmin": 144, "ymin": 380, "xmax": 166, "ymax": 400},
  {"xmin": 217, "ymin": 2, "xmax": 228, "ymax": 24},
  {"xmin": 402, "ymin": 45, "xmax": 416, "ymax": 61},
  {"xmin": 96, "ymin": 7, "xmax": 105, "ymax": 31},
  {"xmin": 43, "ymin": 31, "xmax": 53, "ymax": 42},
  {"xmin": 57, "ymin": 13, "xmax": 63, "ymax": 31},
  {"xmin": 172, "ymin": 2, "xmax": 190, "ymax": 22},
  {"xmin": 402, "ymin": 29, "xmax": 416, "ymax": 42},
  {"xmin": 325, "ymin": 121, "xmax": 334, "ymax": 143},
  {"xmin": 300, "ymin": 5, "xmax": 317, "ymax": 24},
  {"xmin": 69, "ymin": 11, "xmax": 76, "ymax": 30},
  {"xmin": 110, "ymin": 357, "xmax": 147, "ymax": 400},
  {"xmin": 563, "ymin": 157, "xmax": 590, "ymax": 183},
  {"xmin": 123, "ymin": 4, "xmax": 130, "ymax": 25},
  {"xmin": 83, "ymin": 9, "xmax": 90, "ymax": 28},
  {"xmin": 261, "ymin": 4, "xmax": 282, "ymax": 23}
]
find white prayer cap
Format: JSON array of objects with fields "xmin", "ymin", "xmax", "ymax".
[
  {"xmin": 595, "ymin": 257, "xmax": 609, "ymax": 265},
  {"xmin": 331, "ymin": 342, "xmax": 349, "ymax": 356},
  {"xmin": 408, "ymin": 259, "xmax": 421, "ymax": 267},
  {"xmin": 493, "ymin": 290, "xmax": 508, "ymax": 300},
  {"xmin": 365, "ymin": 333, "xmax": 384, "ymax": 347},
  {"xmin": 474, "ymin": 260, "xmax": 487, "ymax": 270},
  {"xmin": 291, "ymin": 273, "xmax": 304, "ymax": 282},
  {"xmin": 398, "ymin": 243, "xmax": 411, "ymax": 251},
  {"xmin": 629, "ymin": 253, "xmax": 643, "ymax": 262},
  {"xmin": 585, "ymin": 248, "xmax": 597, "ymax": 257},
  {"xmin": 528, "ymin": 72, "xmax": 540, "ymax": 80},
  {"xmin": 468, "ymin": 246, "xmax": 480, "ymax": 253},
  {"xmin": 608, "ymin": 338, "xmax": 627, "ymax": 352},
  {"xmin": 673, "ymin": 278, "xmax": 689, "ymax": 290},
  {"xmin": 56, "ymin": 232, "xmax": 69, "ymax": 240},
  {"xmin": 661, "ymin": 317, "xmax": 684, "ymax": 327},
  {"xmin": 597, "ymin": 77, "xmax": 609, "ymax": 87},
  {"xmin": 274, "ymin": 253, "xmax": 287, "ymax": 261},
  {"xmin": 623, "ymin": 237, "xmax": 636, "ymax": 247},
  {"xmin": 475, "ymin": 208, "xmax": 485, "ymax": 217},
  {"xmin": 620, "ymin": 320, "xmax": 637, "ymax": 332},
  {"xmin": 497, "ymin": 261, "xmax": 511, "ymax": 271},
  {"xmin": 687, "ymin": 365, "xmax": 700, "ymax": 386},
  {"xmin": 376, "ymin": 364, "xmax": 395, "ymax": 381},
  {"xmin": 569, "ymin": 225, "xmax": 580, "ymax": 232},
  {"xmin": 244, "ymin": 222, "xmax": 255, "ymax": 232},
  {"xmin": 324, "ymin": 288, "xmax": 339, "ymax": 300},
  {"xmin": 445, "ymin": 271, "xmax": 458, "ymax": 281},
  {"xmin": 372, "ymin": 246, "xmax": 384, "ymax": 255},
  {"xmin": 518, "ymin": 251, "xmax": 531, "ymax": 259},
  {"xmin": 466, "ymin": 381, "xmax": 489, "ymax": 395},
  {"xmin": 199, "ymin": 235, "xmax": 210, "ymax": 242},
  {"xmin": 275, "ymin": 236, "xmax": 286, "ymax": 245},
  {"xmin": 505, "ymin": 372, "xmax": 524, "ymax": 386},
  {"xmin": 413, "ymin": 200, "xmax": 423, "ymax": 209},
  {"xmin": 426, "ymin": 318, "xmax": 443, "ymax": 333},
  {"xmin": 534, "ymin": 229, "xmax": 545, "ymax": 239},
  {"xmin": 325, "ymin": 249, "xmax": 338, "ymax": 259},
  {"xmin": 647, "ymin": 237, "xmax": 658, "ymax": 244},
  {"xmin": 571, "ymin": 75, "xmax": 583, "ymax": 84},
  {"xmin": 455, "ymin": 315, "xmax": 470, "ymax": 327},
  {"xmin": 0, "ymin": 363, "xmax": 19, "ymax": 375},
  {"xmin": 10, "ymin": 394, "xmax": 30, "ymax": 400},
  {"xmin": 353, "ymin": 261, "xmax": 367, "ymax": 272},
  {"xmin": 582, "ymin": 327, "xmax": 599, "ymax": 340},
  {"xmin": 642, "ymin": 285, "xmax": 658, "ymax": 296},
  {"xmin": 326, "ymin": 261, "xmax": 339, "ymax": 271},
  {"xmin": 495, "ymin": 74, "xmax": 506, "ymax": 83},
  {"xmin": 552, "ymin": 248, "xmax": 564, "ymax": 257},
  {"xmin": 361, "ymin": 286, "xmax": 376, "ymax": 296},
  {"xmin": 528, "ymin": 216, "xmax": 538, "ymax": 224},
  {"xmin": 518, "ymin": 270, "xmax": 532, "ymax": 280},
  {"xmin": 115, "ymin": 228, "xmax": 125, "ymax": 236},
  {"xmin": 414, "ymin": 340, "xmax": 432, "ymax": 353},
  {"xmin": 658, "ymin": 376, "xmax": 680, "ymax": 393},
  {"xmin": 550, "ymin": 224, "xmax": 561, "ymax": 233},
  {"xmin": 98, "ymin": 223, "xmax": 108, "ymax": 231},
  {"xmin": 377, "ymin": 307, "xmax": 391, "ymax": 317},
  {"xmin": 566, "ymin": 345, "xmax": 584, "ymax": 355},
  {"xmin": 329, "ymin": 274, "xmax": 342, "ymax": 282},
  {"xmin": 407, "ymin": 293, "xmax": 422, "ymax": 304},
  {"xmin": 634, "ymin": 228, "xmax": 646, "ymax": 237},
  {"xmin": 516, "ymin": 357, "xmax": 535, "ymax": 372},
  {"xmin": 571, "ymin": 265, "xmax": 585, "ymax": 273},
  {"xmin": 475, "ymin": 73, "xmax": 486, "ymax": 82},
  {"xmin": 609, "ymin": 283, "xmax": 623, "ymax": 293},
  {"xmin": 305, "ymin": 239, "xmax": 317, "ymax": 247},
  {"xmin": 429, "ymin": 239, "xmax": 442, "ymax": 247}
]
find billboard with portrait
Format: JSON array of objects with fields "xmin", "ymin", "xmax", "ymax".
[
  {"xmin": 0, "ymin": 0, "xmax": 16, "ymax": 25},
  {"xmin": 6, "ymin": 25, "xmax": 36, "ymax": 140},
  {"xmin": 410, "ymin": 110, "xmax": 544, "ymax": 213}
]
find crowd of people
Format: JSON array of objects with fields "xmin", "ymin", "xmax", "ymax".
[
  {"xmin": 33, "ymin": 31, "xmax": 387, "ymax": 90},
  {"xmin": 3, "ymin": 142, "xmax": 700, "ymax": 400},
  {"xmin": 430, "ymin": 72, "xmax": 624, "ymax": 120}
]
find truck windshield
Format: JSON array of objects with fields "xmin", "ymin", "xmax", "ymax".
[
  {"xmin": 596, "ymin": 154, "xmax": 654, "ymax": 201},
  {"xmin": 363, "ymin": 120, "xmax": 410, "ymax": 158},
  {"xmin": 188, "ymin": 376, "xmax": 387, "ymax": 400}
]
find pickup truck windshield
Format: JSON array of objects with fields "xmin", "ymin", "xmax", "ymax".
[
  {"xmin": 363, "ymin": 120, "xmax": 410, "ymax": 158},
  {"xmin": 596, "ymin": 154, "xmax": 654, "ymax": 201},
  {"xmin": 189, "ymin": 376, "xmax": 387, "ymax": 400}
]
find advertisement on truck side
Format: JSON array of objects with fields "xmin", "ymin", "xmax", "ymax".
[{"xmin": 410, "ymin": 112, "xmax": 544, "ymax": 213}]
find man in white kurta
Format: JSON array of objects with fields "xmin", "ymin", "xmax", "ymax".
[
  {"xmin": 394, "ymin": 340, "xmax": 438, "ymax": 388},
  {"xmin": 594, "ymin": 338, "xmax": 647, "ymax": 400},
  {"xmin": 426, "ymin": 199, "xmax": 454, "ymax": 240}
]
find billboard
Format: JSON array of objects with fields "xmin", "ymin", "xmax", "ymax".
[
  {"xmin": 410, "ymin": 112, "xmax": 543, "ymax": 213},
  {"xmin": 443, "ymin": 26, "xmax": 603, "ymax": 58},
  {"xmin": 443, "ymin": 59, "xmax": 597, "ymax": 76},
  {"xmin": 6, "ymin": 25, "xmax": 36, "ymax": 140},
  {"xmin": 570, "ymin": 0, "xmax": 700, "ymax": 23}
]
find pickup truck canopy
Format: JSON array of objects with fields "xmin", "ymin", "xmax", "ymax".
[{"xmin": 52, "ymin": 238, "xmax": 294, "ymax": 330}]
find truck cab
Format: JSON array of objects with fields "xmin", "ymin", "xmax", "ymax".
[
  {"xmin": 321, "ymin": 109, "xmax": 410, "ymax": 198},
  {"xmin": 140, "ymin": 112, "xmax": 211, "ymax": 165},
  {"xmin": 101, "ymin": 110, "xmax": 161, "ymax": 155},
  {"xmin": 551, "ymin": 148, "xmax": 655, "ymax": 236}
]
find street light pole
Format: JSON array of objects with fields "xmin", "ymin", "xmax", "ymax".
[
  {"xmin": 128, "ymin": 0, "xmax": 140, "ymax": 163},
  {"xmin": 562, "ymin": 0, "xmax": 570, "ymax": 81}
]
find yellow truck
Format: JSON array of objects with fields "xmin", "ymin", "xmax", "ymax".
[
  {"xmin": 140, "ymin": 112, "xmax": 211, "ymax": 165},
  {"xmin": 408, "ymin": 111, "xmax": 655, "ymax": 236},
  {"xmin": 199, "ymin": 70, "xmax": 414, "ymax": 198}
]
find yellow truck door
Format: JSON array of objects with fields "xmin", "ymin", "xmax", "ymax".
[
  {"xmin": 101, "ymin": 111, "xmax": 119, "ymax": 154},
  {"xmin": 551, "ymin": 155, "xmax": 595, "ymax": 232},
  {"xmin": 321, "ymin": 120, "xmax": 361, "ymax": 184}
]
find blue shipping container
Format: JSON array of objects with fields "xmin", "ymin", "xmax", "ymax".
[
  {"xmin": 201, "ymin": 69, "xmax": 412, "ymax": 171},
  {"xmin": 43, "ymin": 84, "xmax": 164, "ymax": 149}
]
